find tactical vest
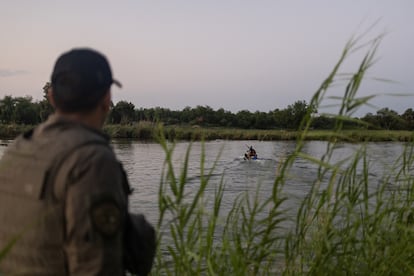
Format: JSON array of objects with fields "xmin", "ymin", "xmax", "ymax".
[{"xmin": 0, "ymin": 126, "xmax": 109, "ymax": 275}]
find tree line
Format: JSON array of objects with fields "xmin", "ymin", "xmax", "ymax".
[{"xmin": 0, "ymin": 92, "xmax": 413, "ymax": 130}]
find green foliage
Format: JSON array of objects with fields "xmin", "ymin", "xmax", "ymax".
[
  {"xmin": 284, "ymin": 100, "xmax": 316, "ymax": 130},
  {"xmin": 103, "ymin": 121, "xmax": 155, "ymax": 139},
  {"xmin": 0, "ymin": 83, "xmax": 53, "ymax": 125},
  {"xmin": 12, "ymin": 96, "xmax": 39, "ymax": 125},
  {"xmin": 401, "ymin": 108, "xmax": 414, "ymax": 130},
  {"xmin": 0, "ymin": 96, "xmax": 15, "ymax": 123},
  {"xmin": 0, "ymin": 88, "xmax": 413, "ymax": 131},
  {"xmin": 108, "ymin": 100, "xmax": 136, "ymax": 124},
  {"xmin": 103, "ymin": 125, "xmax": 414, "ymax": 142}
]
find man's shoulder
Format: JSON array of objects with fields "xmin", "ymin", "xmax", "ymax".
[
  {"xmin": 49, "ymin": 123, "xmax": 109, "ymax": 148},
  {"xmin": 33, "ymin": 117, "xmax": 111, "ymax": 154},
  {"xmin": 56, "ymin": 130, "xmax": 117, "ymax": 173},
  {"xmin": 7, "ymin": 119, "xmax": 116, "ymax": 175},
  {"xmin": 60, "ymin": 129, "xmax": 111, "ymax": 156}
]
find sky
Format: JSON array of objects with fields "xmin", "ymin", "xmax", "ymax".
[{"xmin": 1, "ymin": 1, "xmax": 413, "ymax": 116}]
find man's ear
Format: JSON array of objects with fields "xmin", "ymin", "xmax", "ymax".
[
  {"xmin": 102, "ymin": 90, "xmax": 111, "ymax": 113},
  {"xmin": 47, "ymin": 88, "xmax": 56, "ymax": 108}
]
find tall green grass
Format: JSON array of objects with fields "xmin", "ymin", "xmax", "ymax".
[{"xmin": 152, "ymin": 31, "xmax": 414, "ymax": 275}]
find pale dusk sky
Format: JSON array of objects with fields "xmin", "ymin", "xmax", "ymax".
[{"xmin": 1, "ymin": 0, "xmax": 413, "ymax": 116}]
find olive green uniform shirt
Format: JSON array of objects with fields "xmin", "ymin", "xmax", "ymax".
[{"xmin": 0, "ymin": 114, "xmax": 127, "ymax": 275}]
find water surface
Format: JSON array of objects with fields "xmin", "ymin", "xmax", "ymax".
[
  {"xmin": 0, "ymin": 140, "xmax": 406, "ymax": 225},
  {"xmin": 111, "ymin": 140, "xmax": 406, "ymax": 224}
]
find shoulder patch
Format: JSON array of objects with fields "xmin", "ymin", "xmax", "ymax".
[{"xmin": 91, "ymin": 201, "xmax": 121, "ymax": 237}]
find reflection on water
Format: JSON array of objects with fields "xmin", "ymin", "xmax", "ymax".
[{"xmin": 0, "ymin": 139, "xmax": 408, "ymax": 225}]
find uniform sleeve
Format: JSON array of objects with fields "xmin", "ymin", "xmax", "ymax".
[{"xmin": 60, "ymin": 145, "xmax": 127, "ymax": 276}]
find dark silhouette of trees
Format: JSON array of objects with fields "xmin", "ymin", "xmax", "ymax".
[
  {"xmin": 108, "ymin": 101, "xmax": 136, "ymax": 124},
  {"xmin": 376, "ymin": 108, "xmax": 405, "ymax": 130},
  {"xmin": 401, "ymin": 108, "xmax": 414, "ymax": 130},
  {"xmin": 311, "ymin": 115, "xmax": 335, "ymax": 130},
  {"xmin": 13, "ymin": 96, "xmax": 39, "ymax": 124},
  {"xmin": 284, "ymin": 100, "xmax": 317, "ymax": 129},
  {"xmin": 360, "ymin": 108, "xmax": 407, "ymax": 130},
  {"xmin": 0, "ymin": 95, "xmax": 15, "ymax": 123},
  {"xmin": 0, "ymin": 96, "xmax": 38, "ymax": 124},
  {"xmin": 38, "ymin": 82, "xmax": 54, "ymax": 122},
  {"xmin": 1, "ymin": 92, "xmax": 413, "ymax": 131}
]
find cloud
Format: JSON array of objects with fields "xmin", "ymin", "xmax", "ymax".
[{"xmin": 0, "ymin": 69, "xmax": 29, "ymax": 77}]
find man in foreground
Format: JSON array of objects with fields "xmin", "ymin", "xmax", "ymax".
[{"xmin": 0, "ymin": 48, "xmax": 155, "ymax": 275}]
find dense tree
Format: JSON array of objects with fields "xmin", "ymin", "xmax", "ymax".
[
  {"xmin": 215, "ymin": 108, "xmax": 227, "ymax": 126},
  {"xmin": 376, "ymin": 108, "xmax": 405, "ymax": 130},
  {"xmin": 1, "ymin": 92, "xmax": 414, "ymax": 131},
  {"xmin": 108, "ymin": 101, "xmax": 136, "ymax": 124},
  {"xmin": 361, "ymin": 112, "xmax": 380, "ymax": 129},
  {"xmin": 190, "ymin": 105, "xmax": 216, "ymax": 126},
  {"xmin": 235, "ymin": 110, "xmax": 254, "ymax": 129},
  {"xmin": 311, "ymin": 115, "xmax": 335, "ymax": 130},
  {"xmin": 272, "ymin": 109, "xmax": 287, "ymax": 129},
  {"xmin": 13, "ymin": 96, "xmax": 39, "ymax": 124},
  {"xmin": 180, "ymin": 106, "xmax": 192, "ymax": 124},
  {"xmin": 253, "ymin": 111, "xmax": 274, "ymax": 129},
  {"xmin": 401, "ymin": 108, "xmax": 414, "ymax": 130},
  {"xmin": 0, "ymin": 96, "xmax": 39, "ymax": 125},
  {"xmin": 0, "ymin": 95, "xmax": 16, "ymax": 123},
  {"xmin": 284, "ymin": 100, "xmax": 316, "ymax": 130}
]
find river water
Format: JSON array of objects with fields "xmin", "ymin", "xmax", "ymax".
[
  {"xmin": 112, "ymin": 140, "xmax": 406, "ymax": 226},
  {"xmin": 0, "ymin": 139, "xmax": 407, "ymax": 225}
]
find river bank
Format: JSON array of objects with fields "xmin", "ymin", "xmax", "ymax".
[{"xmin": 1, "ymin": 123, "xmax": 413, "ymax": 142}]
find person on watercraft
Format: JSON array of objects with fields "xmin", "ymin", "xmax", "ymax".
[
  {"xmin": 249, "ymin": 146, "xmax": 257, "ymax": 157},
  {"xmin": 245, "ymin": 146, "xmax": 257, "ymax": 160}
]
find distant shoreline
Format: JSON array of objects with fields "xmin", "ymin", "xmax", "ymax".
[{"xmin": 1, "ymin": 124, "xmax": 413, "ymax": 142}]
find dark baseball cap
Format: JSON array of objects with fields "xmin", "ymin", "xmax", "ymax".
[{"xmin": 51, "ymin": 48, "xmax": 121, "ymax": 111}]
